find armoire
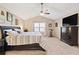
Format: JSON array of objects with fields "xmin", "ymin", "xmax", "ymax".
[{"xmin": 61, "ymin": 13, "xmax": 79, "ymax": 46}]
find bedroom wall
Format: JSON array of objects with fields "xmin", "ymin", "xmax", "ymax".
[
  {"xmin": 23, "ymin": 16, "xmax": 55, "ymax": 36},
  {"xmin": 0, "ymin": 5, "xmax": 24, "ymax": 30},
  {"xmin": 0, "ymin": 5, "xmax": 15, "ymax": 25},
  {"xmin": 16, "ymin": 16, "xmax": 24, "ymax": 31},
  {"xmin": 53, "ymin": 18, "xmax": 62, "ymax": 39},
  {"xmin": 0, "ymin": 5, "xmax": 6, "ymax": 24}
]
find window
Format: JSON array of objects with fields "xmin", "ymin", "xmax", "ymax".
[{"xmin": 33, "ymin": 23, "xmax": 45, "ymax": 32}]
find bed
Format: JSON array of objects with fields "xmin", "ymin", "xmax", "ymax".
[
  {"xmin": 6, "ymin": 31, "xmax": 42, "ymax": 45},
  {"xmin": 0, "ymin": 26, "xmax": 45, "ymax": 51}
]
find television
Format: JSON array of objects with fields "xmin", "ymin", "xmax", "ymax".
[{"xmin": 63, "ymin": 13, "xmax": 78, "ymax": 26}]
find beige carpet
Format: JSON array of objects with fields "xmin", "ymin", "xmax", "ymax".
[
  {"xmin": 6, "ymin": 50, "xmax": 46, "ymax": 55},
  {"xmin": 42, "ymin": 37, "xmax": 79, "ymax": 55}
]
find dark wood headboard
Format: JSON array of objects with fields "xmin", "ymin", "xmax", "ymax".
[
  {"xmin": 1, "ymin": 26, "xmax": 20, "ymax": 30},
  {"xmin": 0, "ymin": 26, "xmax": 21, "ymax": 39}
]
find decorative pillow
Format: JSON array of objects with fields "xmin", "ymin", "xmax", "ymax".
[
  {"xmin": 6, "ymin": 31, "xmax": 13, "ymax": 36},
  {"xmin": 4, "ymin": 29, "xmax": 13, "ymax": 37},
  {"xmin": 6, "ymin": 31, "xmax": 19, "ymax": 37},
  {"xmin": 14, "ymin": 29, "xmax": 22, "ymax": 34},
  {"xmin": 4, "ymin": 29, "xmax": 12, "ymax": 32}
]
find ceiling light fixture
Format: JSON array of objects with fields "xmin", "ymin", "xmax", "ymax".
[{"xmin": 40, "ymin": 3, "xmax": 50, "ymax": 16}]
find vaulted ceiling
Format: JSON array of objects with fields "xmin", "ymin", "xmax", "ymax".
[{"xmin": 0, "ymin": 3, "xmax": 79, "ymax": 20}]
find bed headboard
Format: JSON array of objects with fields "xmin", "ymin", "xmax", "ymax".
[
  {"xmin": 0, "ymin": 26, "xmax": 21, "ymax": 39},
  {"xmin": 1, "ymin": 26, "xmax": 20, "ymax": 30}
]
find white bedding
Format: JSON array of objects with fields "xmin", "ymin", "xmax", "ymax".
[
  {"xmin": 6, "ymin": 32, "xmax": 42, "ymax": 45},
  {"xmin": 20, "ymin": 32, "xmax": 42, "ymax": 36}
]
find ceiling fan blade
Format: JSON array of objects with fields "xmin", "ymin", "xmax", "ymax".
[{"xmin": 44, "ymin": 12, "xmax": 50, "ymax": 14}]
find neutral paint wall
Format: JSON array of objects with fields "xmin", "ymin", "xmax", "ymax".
[
  {"xmin": 16, "ymin": 16, "xmax": 24, "ymax": 31},
  {"xmin": 23, "ymin": 16, "xmax": 55, "ymax": 36},
  {"xmin": 0, "ymin": 5, "xmax": 23, "ymax": 28},
  {"xmin": 53, "ymin": 18, "xmax": 62, "ymax": 39},
  {"xmin": 0, "ymin": 5, "xmax": 15, "ymax": 25},
  {"xmin": 0, "ymin": 5, "xmax": 6, "ymax": 24}
]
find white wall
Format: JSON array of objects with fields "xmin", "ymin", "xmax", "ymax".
[
  {"xmin": 0, "ymin": 5, "xmax": 24, "ymax": 28},
  {"xmin": 0, "ymin": 6, "xmax": 14, "ymax": 25},
  {"xmin": 0, "ymin": 5, "xmax": 7, "ymax": 25},
  {"xmin": 53, "ymin": 18, "xmax": 62, "ymax": 39},
  {"xmin": 23, "ymin": 16, "xmax": 55, "ymax": 36},
  {"xmin": 16, "ymin": 16, "xmax": 24, "ymax": 31}
]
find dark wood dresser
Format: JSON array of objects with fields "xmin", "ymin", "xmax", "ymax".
[{"xmin": 61, "ymin": 26, "xmax": 78, "ymax": 46}]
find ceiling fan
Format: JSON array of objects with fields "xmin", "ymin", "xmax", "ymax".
[{"xmin": 40, "ymin": 3, "xmax": 50, "ymax": 15}]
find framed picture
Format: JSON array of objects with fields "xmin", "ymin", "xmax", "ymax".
[
  {"xmin": 6, "ymin": 12, "xmax": 13, "ymax": 22},
  {"xmin": 55, "ymin": 23, "xmax": 58, "ymax": 27},
  {"xmin": 48, "ymin": 23, "xmax": 52, "ymax": 27},
  {"xmin": 1, "ymin": 10, "xmax": 5, "ymax": 16},
  {"xmin": 0, "ymin": 10, "xmax": 5, "ymax": 23}
]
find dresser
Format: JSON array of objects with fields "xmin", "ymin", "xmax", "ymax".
[{"xmin": 61, "ymin": 26, "xmax": 78, "ymax": 46}]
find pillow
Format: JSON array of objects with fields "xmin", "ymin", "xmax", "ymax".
[
  {"xmin": 4, "ymin": 29, "xmax": 12, "ymax": 37},
  {"xmin": 12, "ymin": 31, "xmax": 19, "ymax": 36},
  {"xmin": 6, "ymin": 31, "xmax": 13, "ymax": 36},
  {"xmin": 14, "ymin": 29, "xmax": 22, "ymax": 33},
  {"xmin": 6, "ymin": 31, "xmax": 19, "ymax": 37},
  {"xmin": 14, "ymin": 29, "xmax": 21, "ymax": 31},
  {"xmin": 4, "ymin": 29, "xmax": 12, "ymax": 32}
]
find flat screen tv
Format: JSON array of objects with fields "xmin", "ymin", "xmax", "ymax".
[{"xmin": 63, "ymin": 13, "xmax": 78, "ymax": 26}]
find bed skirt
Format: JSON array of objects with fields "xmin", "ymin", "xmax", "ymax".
[{"xmin": 6, "ymin": 43, "xmax": 45, "ymax": 51}]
